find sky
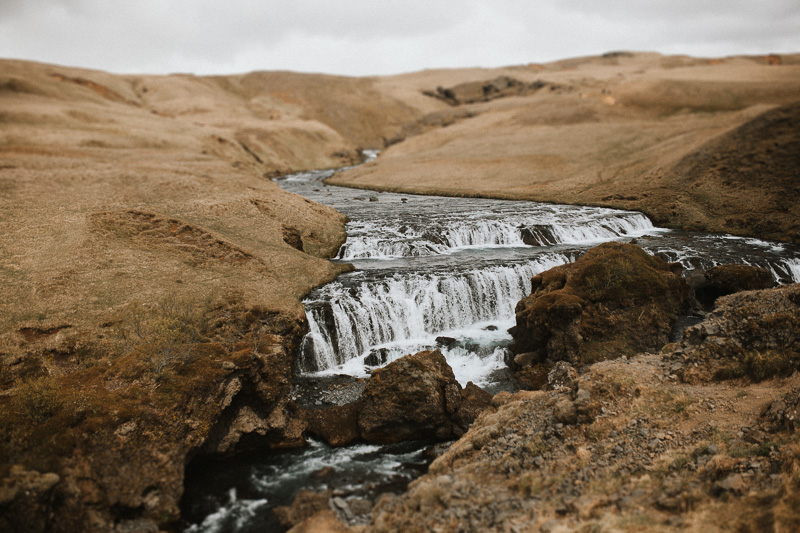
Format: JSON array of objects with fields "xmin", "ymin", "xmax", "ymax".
[{"xmin": 0, "ymin": 0, "xmax": 798, "ymax": 77}]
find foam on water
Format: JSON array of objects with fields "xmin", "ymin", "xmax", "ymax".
[
  {"xmin": 337, "ymin": 212, "xmax": 661, "ymax": 260},
  {"xmin": 185, "ymin": 489, "xmax": 268, "ymax": 533},
  {"xmin": 299, "ymin": 255, "xmax": 571, "ymax": 381}
]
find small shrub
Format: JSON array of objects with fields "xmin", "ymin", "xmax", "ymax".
[
  {"xmin": 115, "ymin": 293, "xmax": 211, "ymax": 375},
  {"xmin": 14, "ymin": 376, "xmax": 62, "ymax": 422},
  {"xmin": 525, "ymin": 436, "xmax": 547, "ymax": 456},
  {"xmin": 715, "ymin": 350, "xmax": 795, "ymax": 382}
]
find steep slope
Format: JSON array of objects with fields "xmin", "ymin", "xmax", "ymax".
[{"xmin": 0, "ymin": 59, "xmax": 424, "ymax": 531}]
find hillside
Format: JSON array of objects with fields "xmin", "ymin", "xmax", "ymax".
[{"xmin": 330, "ymin": 52, "xmax": 800, "ymax": 241}]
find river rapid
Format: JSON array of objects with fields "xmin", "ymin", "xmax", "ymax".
[{"xmin": 182, "ymin": 152, "xmax": 800, "ymax": 531}]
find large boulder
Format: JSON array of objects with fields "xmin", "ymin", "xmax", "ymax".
[
  {"xmin": 302, "ymin": 351, "xmax": 493, "ymax": 445},
  {"xmin": 451, "ymin": 382, "xmax": 493, "ymax": 437},
  {"xmin": 510, "ymin": 242, "xmax": 690, "ymax": 369},
  {"xmin": 358, "ymin": 350, "xmax": 463, "ymax": 443}
]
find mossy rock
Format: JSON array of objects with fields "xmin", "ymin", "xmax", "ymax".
[{"xmin": 510, "ymin": 242, "xmax": 690, "ymax": 370}]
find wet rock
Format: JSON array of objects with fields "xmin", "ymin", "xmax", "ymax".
[
  {"xmin": 364, "ymin": 348, "xmax": 390, "ymax": 367},
  {"xmin": 451, "ymin": 382, "xmax": 493, "ymax": 437},
  {"xmin": 694, "ymin": 264, "xmax": 776, "ymax": 307},
  {"xmin": 510, "ymin": 243, "xmax": 690, "ymax": 369},
  {"xmin": 520, "ymin": 224, "xmax": 558, "ymax": 246},
  {"xmin": 305, "ymin": 402, "xmax": 361, "ymax": 446},
  {"xmin": 358, "ymin": 350, "xmax": 463, "ymax": 443},
  {"xmin": 311, "ymin": 466, "xmax": 335, "ymax": 481},
  {"xmin": 434, "ymin": 336, "xmax": 457, "ymax": 348}
]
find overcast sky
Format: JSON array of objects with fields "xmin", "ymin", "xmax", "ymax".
[{"xmin": 1, "ymin": 0, "xmax": 797, "ymax": 77}]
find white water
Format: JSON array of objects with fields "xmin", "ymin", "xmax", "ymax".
[
  {"xmin": 184, "ymin": 156, "xmax": 800, "ymax": 533},
  {"xmin": 276, "ymin": 158, "xmax": 800, "ymax": 388},
  {"xmin": 185, "ymin": 489, "xmax": 267, "ymax": 533},
  {"xmin": 781, "ymin": 258, "xmax": 800, "ymax": 283},
  {"xmin": 300, "ymin": 254, "xmax": 571, "ymax": 375},
  {"xmin": 337, "ymin": 211, "xmax": 659, "ymax": 259}
]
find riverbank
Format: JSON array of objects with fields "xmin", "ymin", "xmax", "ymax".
[
  {"xmin": 0, "ymin": 59, "xmax": 416, "ymax": 531},
  {"xmin": 328, "ymin": 53, "xmax": 800, "ymax": 242},
  {"xmin": 280, "ymin": 251, "xmax": 800, "ymax": 533}
]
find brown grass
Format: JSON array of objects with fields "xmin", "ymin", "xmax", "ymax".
[{"xmin": 331, "ymin": 53, "xmax": 800, "ymax": 241}]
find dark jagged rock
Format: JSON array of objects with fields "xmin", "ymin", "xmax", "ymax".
[
  {"xmin": 423, "ymin": 77, "xmax": 553, "ymax": 106},
  {"xmin": 435, "ymin": 336, "xmax": 458, "ymax": 348},
  {"xmin": 509, "ymin": 242, "xmax": 690, "ymax": 369},
  {"xmin": 520, "ymin": 224, "xmax": 559, "ymax": 246},
  {"xmin": 693, "ymin": 264, "xmax": 776, "ymax": 308},
  {"xmin": 305, "ymin": 351, "xmax": 493, "ymax": 446},
  {"xmin": 282, "ymin": 225, "xmax": 304, "ymax": 251},
  {"xmin": 364, "ymin": 347, "xmax": 390, "ymax": 367}
]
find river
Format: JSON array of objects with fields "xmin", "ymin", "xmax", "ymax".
[{"xmin": 181, "ymin": 152, "xmax": 800, "ymax": 531}]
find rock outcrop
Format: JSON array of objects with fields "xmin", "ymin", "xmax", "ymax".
[
  {"xmin": 358, "ymin": 350, "xmax": 465, "ymax": 442},
  {"xmin": 423, "ymin": 77, "xmax": 554, "ymax": 106},
  {"xmin": 509, "ymin": 242, "xmax": 690, "ymax": 375},
  {"xmin": 0, "ymin": 304, "xmax": 311, "ymax": 533},
  {"xmin": 665, "ymin": 283, "xmax": 800, "ymax": 383}
]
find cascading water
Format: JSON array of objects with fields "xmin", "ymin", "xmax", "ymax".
[
  {"xmin": 300, "ymin": 255, "xmax": 572, "ymax": 374},
  {"xmin": 274, "ymin": 157, "xmax": 800, "ymax": 387},
  {"xmin": 336, "ymin": 211, "xmax": 656, "ymax": 259}
]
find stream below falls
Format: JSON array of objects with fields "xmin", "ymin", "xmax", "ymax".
[{"xmin": 182, "ymin": 152, "xmax": 800, "ymax": 531}]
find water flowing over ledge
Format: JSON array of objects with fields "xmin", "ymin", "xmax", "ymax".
[
  {"xmin": 337, "ymin": 211, "xmax": 657, "ymax": 260},
  {"xmin": 184, "ymin": 156, "xmax": 800, "ymax": 533},
  {"xmin": 274, "ymin": 158, "xmax": 800, "ymax": 389},
  {"xmin": 299, "ymin": 254, "xmax": 572, "ymax": 378}
]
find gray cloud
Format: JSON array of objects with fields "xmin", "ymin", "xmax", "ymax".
[{"xmin": 0, "ymin": 0, "xmax": 797, "ymax": 76}]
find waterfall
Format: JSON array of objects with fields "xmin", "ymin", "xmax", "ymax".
[
  {"xmin": 299, "ymin": 253, "xmax": 572, "ymax": 372},
  {"xmin": 786, "ymin": 258, "xmax": 800, "ymax": 283},
  {"xmin": 337, "ymin": 212, "xmax": 657, "ymax": 260},
  {"xmin": 770, "ymin": 258, "xmax": 800, "ymax": 284},
  {"xmin": 523, "ymin": 213, "xmax": 657, "ymax": 246}
]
